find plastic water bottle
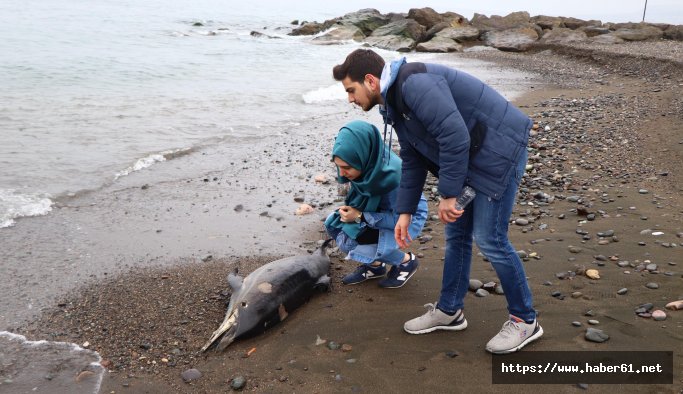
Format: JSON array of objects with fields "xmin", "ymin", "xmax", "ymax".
[{"xmin": 455, "ymin": 186, "xmax": 476, "ymax": 210}]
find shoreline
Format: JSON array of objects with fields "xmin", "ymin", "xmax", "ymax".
[{"xmin": 4, "ymin": 41, "xmax": 683, "ymax": 393}]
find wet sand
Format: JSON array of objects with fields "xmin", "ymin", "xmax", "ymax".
[{"xmin": 7, "ymin": 41, "xmax": 683, "ymax": 393}]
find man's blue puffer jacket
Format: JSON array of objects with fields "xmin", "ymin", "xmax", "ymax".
[{"xmin": 381, "ymin": 60, "xmax": 533, "ymax": 214}]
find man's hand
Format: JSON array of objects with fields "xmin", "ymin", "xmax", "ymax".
[
  {"xmin": 438, "ymin": 197, "xmax": 464, "ymax": 224},
  {"xmin": 337, "ymin": 205, "xmax": 361, "ymax": 223},
  {"xmin": 394, "ymin": 213, "xmax": 413, "ymax": 248}
]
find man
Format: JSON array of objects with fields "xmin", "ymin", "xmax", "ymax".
[{"xmin": 332, "ymin": 49, "xmax": 543, "ymax": 354}]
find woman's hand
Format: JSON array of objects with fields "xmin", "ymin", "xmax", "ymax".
[
  {"xmin": 338, "ymin": 205, "xmax": 361, "ymax": 223},
  {"xmin": 438, "ymin": 197, "xmax": 464, "ymax": 224},
  {"xmin": 394, "ymin": 213, "xmax": 413, "ymax": 248}
]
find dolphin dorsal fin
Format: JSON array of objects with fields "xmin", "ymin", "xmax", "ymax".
[{"xmin": 227, "ymin": 271, "xmax": 243, "ymax": 292}]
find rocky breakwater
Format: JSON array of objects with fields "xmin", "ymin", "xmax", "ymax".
[{"xmin": 288, "ymin": 7, "xmax": 683, "ymax": 52}]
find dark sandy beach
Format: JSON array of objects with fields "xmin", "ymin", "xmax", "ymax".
[{"xmin": 9, "ymin": 40, "xmax": 683, "ymax": 393}]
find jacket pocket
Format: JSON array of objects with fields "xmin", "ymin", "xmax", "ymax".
[{"xmin": 469, "ymin": 120, "xmax": 486, "ymax": 157}]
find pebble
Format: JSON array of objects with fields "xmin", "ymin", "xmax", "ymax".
[
  {"xmin": 646, "ymin": 263, "xmax": 658, "ymax": 271},
  {"xmin": 515, "ymin": 218, "xmax": 529, "ymax": 226},
  {"xmin": 295, "ymin": 204, "xmax": 314, "ymax": 215},
  {"xmin": 469, "ymin": 279, "xmax": 483, "ymax": 291},
  {"xmin": 571, "ymin": 291, "xmax": 583, "ymax": 298},
  {"xmin": 585, "ymin": 328, "xmax": 609, "ymax": 343},
  {"xmin": 475, "ymin": 289, "xmax": 489, "ymax": 297},
  {"xmin": 665, "ymin": 300, "xmax": 683, "ymax": 310},
  {"xmin": 617, "ymin": 288, "xmax": 628, "ymax": 295},
  {"xmin": 645, "ymin": 282, "xmax": 659, "ymax": 289},
  {"xmin": 181, "ymin": 368, "xmax": 202, "ymax": 383},
  {"xmin": 327, "ymin": 341, "xmax": 341, "ymax": 350},
  {"xmin": 597, "ymin": 230, "xmax": 615, "ymax": 237},
  {"xmin": 585, "ymin": 269, "xmax": 600, "ymax": 279},
  {"xmin": 652, "ymin": 310, "xmax": 667, "ymax": 321},
  {"xmin": 572, "ymin": 321, "xmax": 582, "ymax": 327},
  {"xmin": 231, "ymin": 376, "xmax": 246, "ymax": 390},
  {"xmin": 588, "ymin": 319, "xmax": 599, "ymax": 325},
  {"xmin": 568, "ymin": 246, "xmax": 582, "ymax": 254}
]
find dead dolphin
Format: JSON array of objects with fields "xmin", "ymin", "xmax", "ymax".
[{"xmin": 202, "ymin": 240, "xmax": 332, "ymax": 352}]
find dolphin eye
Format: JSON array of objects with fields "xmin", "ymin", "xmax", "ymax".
[{"xmin": 241, "ymin": 301, "xmax": 248, "ymax": 308}]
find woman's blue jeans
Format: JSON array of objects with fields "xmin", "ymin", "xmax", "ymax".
[{"xmin": 437, "ymin": 150, "xmax": 536, "ymax": 323}]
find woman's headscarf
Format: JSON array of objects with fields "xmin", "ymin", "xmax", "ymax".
[{"xmin": 324, "ymin": 120, "xmax": 401, "ymax": 239}]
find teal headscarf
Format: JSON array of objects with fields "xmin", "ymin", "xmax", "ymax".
[{"xmin": 324, "ymin": 120, "xmax": 401, "ymax": 239}]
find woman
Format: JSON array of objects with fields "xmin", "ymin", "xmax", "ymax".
[{"xmin": 324, "ymin": 120, "xmax": 428, "ymax": 288}]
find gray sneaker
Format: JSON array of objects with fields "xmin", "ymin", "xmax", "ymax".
[
  {"xmin": 404, "ymin": 302, "xmax": 467, "ymax": 335},
  {"xmin": 486, "ymin": 315, "xmax": 543, "ymax": 354}
]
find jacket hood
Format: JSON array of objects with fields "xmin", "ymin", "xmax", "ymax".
[{"xmin": 379, "ymin": 57, "xmax": 406, "ymax": 116}]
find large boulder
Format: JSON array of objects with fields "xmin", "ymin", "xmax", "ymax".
[
  {"xmin": 416, "ymin": 36, "xmax": 463, "ymax": 53},
  {"xmin": 365, "ymin": 36, "xmax": 416, "ymax": 52},
  {"xmin": 531, "ymin": 15, "xmax": 563, "ymax": 30},
  {"xmin": 471, "ymin": 11, "xmax": 531, "ymax": 32},
  {"xmin": 590, "ymin": 33, "xmax": 625, "ymax": 44},
  {"xmin": 580, "ymin": 26, "xmax": 611, "ymax": 37},
  {"xmin": 539, "ymin": 27, "xmax": 588, "ymax": 44},
  {"xmin": 290, "ymin": 22, "xmax": 328, "ymax": 36},
  {"xmin": 613, "ymin": 24, "xmax": 664, "ymax": 41},
  {"xmin": 338, "ymin": 8, "xmax": 391, "ymax": 36},
  {"xmin": 482, "ymin": 26, "xmax": 539, "ymax": 51},
  {"xmin": 311, "ymin": 25, "xmax": 365, "ymax": 44},
  {"xmin": 426, "ymin": 14, "xmax": 468, "ymax": 37},
  {"xmin": 664, "ymin": 25, "xmax": 683, "ymax": 40},
  {"xmin": 408, "ymin": 7, "xmax": 443, "ymax": 30},
  {"xmin": 369, "ymin": 18, "xmax": 427, "ymax": 40},
  {"xmin": 435, "ymin": 26, "xmax": 481, "ymax": 42},
  {"xmin": 561, "ymin": 17, "xmax": 602, "ymax": 29}
]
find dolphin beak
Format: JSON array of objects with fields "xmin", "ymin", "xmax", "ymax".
[{"xmin": 201, "ymin": 308, "xmax": 239, "ymax": 352}]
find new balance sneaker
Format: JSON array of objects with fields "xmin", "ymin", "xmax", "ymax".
[
  {"xmin": 378, "ymin": 253, "xmax": 419, "ymax": 288},
  {"xmin": 403, "ymin": 303, "xmax": 468, "ymax": 334},
  {"xmin": 341, "ymin": 263, "xmax": 387, "ymax": 285},
  {"xmin": 486, "ymin": 315, "xmax": 544, "ymax": 354}
]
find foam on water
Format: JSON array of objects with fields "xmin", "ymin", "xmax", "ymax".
[
  {"xmin": 0, "ymin": 190, "xmax": 53, "ymax": 228},
  {"xmin": 302, "ymin": 83, "xmax": 346, "ymax": 104},
  {"xmin": 0, "ymin": 331, "xmax": 104, "ymax": 394}
]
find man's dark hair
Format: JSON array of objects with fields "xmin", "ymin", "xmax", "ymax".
[{"xmin": 332, "ymin": 49, "xmax": 385, "ymax": 83}]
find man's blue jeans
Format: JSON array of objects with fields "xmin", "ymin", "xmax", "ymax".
[{"xmin": 437, "ymin": 150, "xmax": 536, "ymax": 323}]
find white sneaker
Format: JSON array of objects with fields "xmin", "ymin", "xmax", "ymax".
[
  {"xmin": 486, "ymin": 315, "xmax": 543, "ymax": 354},
  {"xmin": 404, "ymin": 303, "xmax": 467, "ymax": 334}
]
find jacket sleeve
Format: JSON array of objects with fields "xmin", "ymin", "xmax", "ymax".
[
  {"xmin": 402, "ymin": 73, "xmax": 471, "ymax": 198},
  {"xmin": 395, "ymin": 139, "xmax": 428, "ymax": 214}
]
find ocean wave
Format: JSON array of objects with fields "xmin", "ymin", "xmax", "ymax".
[
  {"xmin": 0, "ymin": 331, "xmax": 103, "ymax": 394},
  {"xmin": 0, "ymin": 189, "xmax": 53, "ymax": 228},
  {"xmin": 114, "ymin": 148, "xmax": 192, "ymax": 180},
  {"xmin": 302, "ymin": 83, "xmax": 346, "ymax": 104}
]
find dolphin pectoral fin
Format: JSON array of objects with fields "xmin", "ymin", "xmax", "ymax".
[
  {"xmin": 314, "ymin": 275, "xmax": 331, "ymax": 292},
  {"xmin": 227, "ymin": 271, "xmax": 244, "ymax": 292},
  {"xmin": 278, "ymin": 303, "xmax": 289, "ymax": 321}
]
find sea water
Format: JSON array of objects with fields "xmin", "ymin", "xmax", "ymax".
[{"xmin": 0, "ymin": 0, "xmax": 538, "ymax": 229}]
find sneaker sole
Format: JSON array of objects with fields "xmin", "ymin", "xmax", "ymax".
[
  {"xmin": 486, "ymin": 325, "xmax": 544, "ymax": 354},
  {"xmin": 378, "ymin": 266, "xmax": 419, "ymax": 289},
  {"xmin": 342, "ymin": 274, "xmax": 386, "ymax": 286},
  {"xmin": 404, "ymin": 318, "xmax": 468, "ymax": 335}
]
